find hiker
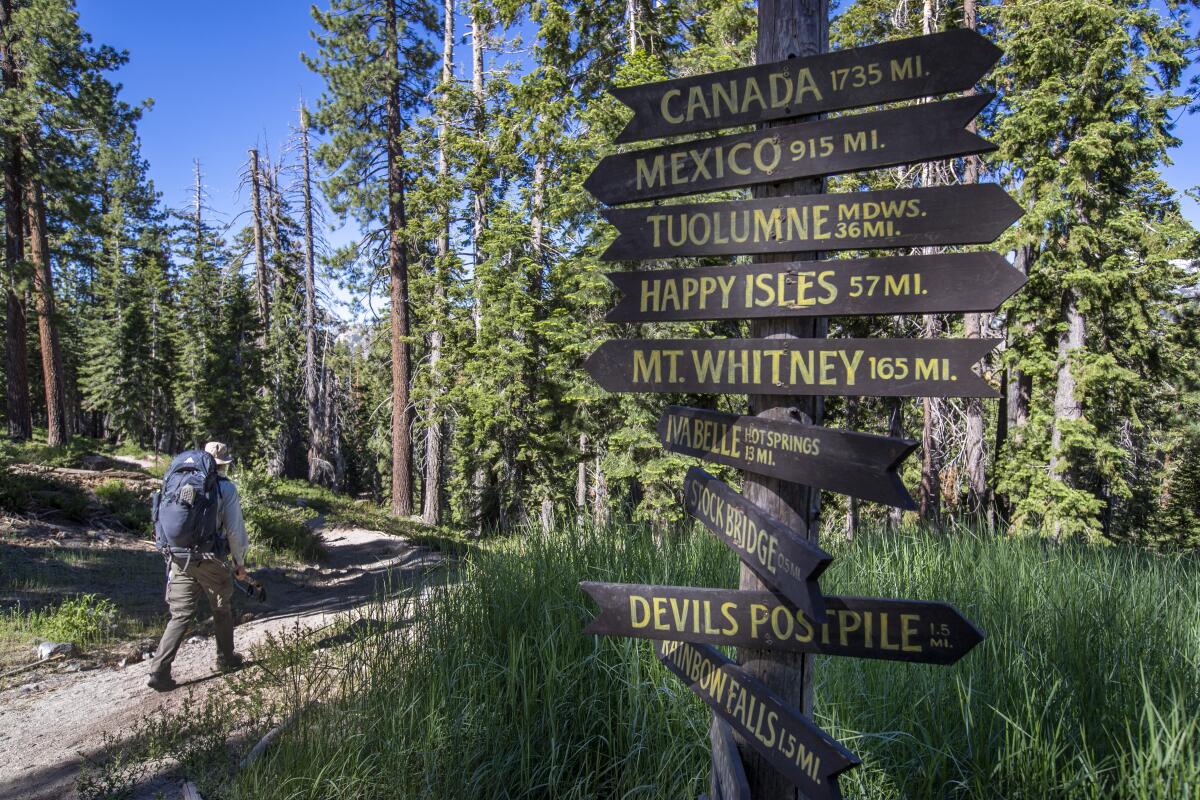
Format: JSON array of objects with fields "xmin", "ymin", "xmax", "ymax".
[{"xmin": 147, "ymin": 441, "xmax": 249, "ymax": 692}]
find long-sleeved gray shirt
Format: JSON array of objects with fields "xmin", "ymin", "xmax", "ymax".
[{"xmin": 216, "ymin": 478, "xmax": 249, "ymax": 567}]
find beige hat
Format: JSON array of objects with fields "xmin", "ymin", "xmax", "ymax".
[{"xmin": 204, "ymin": 441, "xmax": 234, "ymax": 466}]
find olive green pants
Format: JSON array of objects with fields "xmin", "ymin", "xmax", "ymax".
[{"xmin": 148, "ymin": 556, "xmax": 235, "ymax": 677}]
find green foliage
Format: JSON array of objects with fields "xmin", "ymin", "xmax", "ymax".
[
  {"xmin": 93, "ymin": 479, "xmax": 150, "ymax": 534},
  {"xmin": 14, "ymin": 593, "xmax": 120, "ymax": 648},
  {"xmin": 229, "ymin": 522, "xmax": 1200, "ymax": 799},
  {"xmin": 237, "ymin": 472, "xmax": 328, "ymax": 564}
]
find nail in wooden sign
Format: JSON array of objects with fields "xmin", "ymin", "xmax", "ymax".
[
  {"xmin": 673, "ymin": 412, "xmax": 917, "ymax": 508},
  {"xmin": 584, "ymin": 338, "xmax": 999, "ymax": 397},
  {"xmin": 612, "ymin": 29, "xmax": 1002, "ymax": 143},
  {"xmin": 710, "ymin": 718, "xmax": 751, "ymax": 800},
  {"xmin": 600, "ymin": 184, "xmax": 1023, "ymax": 260},
  {"xmin": 684, "ymin": 466, "xmax": 832, "ymax": 620},
  {"xmin": 605, "ymin": 251, "xmax": 1025, "ymax": 322},
  {"xmin": 655, "ymin": 639, "xmax": 860, "ymax": 800},
  {"xmin": 589, "ymin": 94, "xmax": 996, "ymax": 205},
  {"xmin": 582, "ymin": 582, "xmax": 986, "ymax": 665}
]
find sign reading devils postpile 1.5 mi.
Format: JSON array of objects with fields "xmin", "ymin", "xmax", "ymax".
[
  {"xmin": 670, "ymin": 409, "xmax": 917, "ymax": 507},
  {"xmin": 655, "ymin": 640, "xmax": 860, "ymax": 800},
  {"xmin": 600, "ymin": 184, "xmax": 1022, "ymax": 260},
  {"xmin": 612, "ymin": 29, "xmax": 1001, "ymax": 143},
  {"xmin": 605, "ymin": 252, "xmax": 1026, "ymax": 322},
  {"xmin": 585, "ymin": 337, "xmax": 999, "ymax": 397},
  {"xmin": 684, "ymin": 467, "xmax": 832, "ymax": 620},
  {"xmin": 587, "ymin": 94, "xmax": 995, "ymax": 205},
  {"xmin": 583, "ymin": 583, "xmax": 985, "ymax": 665}
]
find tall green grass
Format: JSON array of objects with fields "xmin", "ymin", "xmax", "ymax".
[{"xmin": 233, "ymin": 523, "xmax": 1200, "ymax": 799}]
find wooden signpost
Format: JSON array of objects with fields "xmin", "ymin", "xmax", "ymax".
[
  {"xmin": 605, "ymin": 251, "xmax": 1027, "ymax": 322},
  {"xmin": 588, "ymin": 93, "xmax": 996, "ymax": 205},
  {"xmin": 585, "ymin": 337, "xmax": 999, "ymax": 397},
  {"xmin": 583, "ymin": 582, "xmax": 985, "ymax": 666},
  {"xmin": 655, "ymin": 639, "xmax": 860, "ymax": 800},
  {"xmin": 611, "ymin": 28, "xmax": 1001, "ymax": 143},
  {"xmin": 575, "ymin": 15, "xmax": 1018, "ymax": 798},
  {"xmin": 672, "ymin": 411, "xmax": 918, "ymax": 508},
  {"xmin": 600, "ymin": 184, "xmax": 1023, "ymax": 260},
  {"xmin": 683, "ymin": 466, "xmax": 832, "ymax": 620}
]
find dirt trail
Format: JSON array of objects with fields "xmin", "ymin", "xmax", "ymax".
[{"xmin": 0, "ymin": 524, "xmax": 443, "ymax": 800}]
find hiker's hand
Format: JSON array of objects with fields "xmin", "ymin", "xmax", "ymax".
[{"xmin": 234, "ymin": 566, "xmax": 248, "ymax": 581}]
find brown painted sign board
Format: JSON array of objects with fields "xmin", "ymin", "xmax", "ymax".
[
  {"xmin": 600, "ymin": 184, "xmax": 1023, "ymax": 260},
  {"xmin": 684, "ymin": 466, "xmax": 832, "ymax": 620},
  {"xmin": 583, "ymin": 582, "xmax": 986, "ymax": 665},
  {"xmin": 673, "ymin": 412, "xmax": 917, "ymax": 509},
  {"xmin": 605, "ymin": 251, "xmax": 1026, "ymax": 322},
  {"xmin": 711, "ymin": 717, "xmax": 751, "ymax": 800},
  {"xmin": 584, "ymin": 337, "xmax": 999, "ymax": 397},
  {"xmin": 655, "ymin": 639, "xmax": 860, "ymax": 799},
  {"xmin": 612, "ymin": 29, "xmax": 1002, "ymax": 143},
  {"xmin": 589, "ymin": 94, "xmax": 996, "ymax": 205}
]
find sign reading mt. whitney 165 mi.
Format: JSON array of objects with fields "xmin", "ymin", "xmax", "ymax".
[
  {"xmin": 684, "ymin": 467, "xmax": 832, "ymax": 620},
  {"xmin": 605, "ymin": 252, "xmax": 1025, "ymax": 322},
  {"xmin": 583, "ymin": 583, "xmax": 986, "ymax": 665},
  {"xmin": 655, "ymin": 639, "xmax": 860, "ymax": 800},
  {"xmin": 671, "ymin": 409, "xmax": 917, "ymax": 508},
  {"xmin": 588, "ymin": 94, "xmax": 995, "ymax": 205},
  {"xmin": 600, "ymin": 185, "xmax": 1022, "ymax": 260},
  {"xmin": 612, "ymin": 29, "xmax": 1001, "ymax": 143},
  {"xmin": 585, "ymin": 338, "xmax": 999, "ymax": 397}
]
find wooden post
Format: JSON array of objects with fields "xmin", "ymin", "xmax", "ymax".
[{"xmin": 736, "ymin": 1, "xmax": 827, "ymax": 797}]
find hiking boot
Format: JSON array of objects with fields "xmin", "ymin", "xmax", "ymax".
[
  {"xmin": 147, "ymin": 672, "xmax": 177, "ymax": 692},
  {"xmin": 216, "ymin": 652, "xmax": 245, "ymax": 673}
]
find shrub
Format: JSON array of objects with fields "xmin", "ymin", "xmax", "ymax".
[
  {"xmin": 94, "ymin": 480, "xmax": 152, "ymax": 535},
  {"xmin": 35, "ymin": 594, "xmax": 120, "ymax": 647}
]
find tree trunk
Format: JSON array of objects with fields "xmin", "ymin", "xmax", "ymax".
[
  {"xmin": 422, "ymin": 0, "xmax": 454, "ymax": 526},
  {"xmin": 845, "ymin": 397, "xmax": 859, "ymax": 541},
  {"xmin": 27, "ymin": 179, "xmax": 68, "ymax": 446},
  {"xmin": 1, "ymin": 0, "xmax": 30, "ymax": 441},
  {"xmin": 576, "ymin": 432, "xmax": 588, "ymax": 525},
  {"xmin": 469, "ymin": 1, "xmax": 489, "ymax": 529},
  {"xmin": 529, "ymin": 151, "xmax": 549, "ymax": 530},
  {"xmin": 1006, "ymin": 243, "xmax": 1033, "ymax": 438},
  {"xmin": 738, "ymin": 3, "xmax": 826, "ymax": 797},
  {"xmin": 627, "ymin": 0, "xmax": 638, "ymax": 54},
  {"xmin": 959, "ymin": 0, "xmax": 988, "ymax": 518},
  {"xmin": 1048, "ymin": 289, "xmax": 1084, "ymax": 541},
  {"xmin": 386, "ymin": 1, "xmax": 413, "ymax": 518},
  {"xmin": 591, "ymin": 449, "xmax": 609, "ymax": 529},
  {"xmin": 247, "ymin": 148, "xmax": 270, "ymax": 343}
]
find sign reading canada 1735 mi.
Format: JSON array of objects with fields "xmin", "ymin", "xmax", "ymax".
[
  {"xmin": 587, "ymin": 94, "xmax": 995, "ymax": 205},
  {"xmin": 612, "ymin": 29, "xmax": 1002, "ymax": 143},
  {"xmin": 584, "ymin": 338, "xmax": 999, "ymax": 397},
  {"xmin": 669, "ymin": 409, "xmax": 918, "ymax": 508},
  {"xmin": 600, "ymin": 184, "xmax": 1023, "ymax": 260},
  {"xmin": 605, "ymin": 251, "xmax": 1026, "ymax": 322},
  {"xmin": 655, "ymin": 639, "xmax": 860, "ymax": 800},
  {"xmin": 683, "ymin": 467, "xmax": 832, "ymax": 620},
  {"xmin": 583, "ymin": 583, "xmax": 986, "ymax": 665}
]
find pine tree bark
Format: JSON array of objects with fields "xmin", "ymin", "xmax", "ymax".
[
  {"xmin": 576, "ymin": 432, "xmax": 588, "ymax": 524},
  {"xmin": 469, "ymin": 1, "xmax": 489, "ymax": 530},
  {"xmin": 738, "ymin": 2, "xmax": 826, "ymax": 797},
  {"xmin": 247, "ymin": 149, "xmax": 270, "ymax": 343},
  {"xmin": 422, "ymin": 0, "xmax": 454, "ymax": 526},
  {"xmin": 1048, "ymin": 288, "xmax": 1084, "ymax": 541},
  {"xmin": 386, "ymin": 0, "xmax": 413, "ymax": 517},
  {"xmin": 1005, "ymin": 243, "xmax": 1033, "ymax": 438},
  {"xmin": 917, "ymin": 0, "xmax": 942, "ymax": 526},
  {"xmin": 27, "ymin": 179, "xmax": 67, "ymax": 446},
  {"xmin": 961, "ymin": 0, "xmax": 988, "ymax": 516},
  {"xmin": 530, "ymin": 151, "xmax": 549, "ymax": 531},
  {"xmin": 1, "ymin": 0, "xmax": 31, "ymax": 441}
]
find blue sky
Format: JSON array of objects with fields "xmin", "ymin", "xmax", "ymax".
[{"xmin": 76, "ymin": 0, "xmax": 1200, "ymax": 239}]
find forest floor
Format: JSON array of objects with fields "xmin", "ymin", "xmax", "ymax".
[{"xmin": 0, "ymin": 462, "xmax": 449, "ymax": 800}]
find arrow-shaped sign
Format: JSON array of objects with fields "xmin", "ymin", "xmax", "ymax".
[
  {"xmin": 583, "ymin": 583, "xmax": 986, "ymax": 665},
  {"xmin": 589, "ymin": 94, "xmax": 996, "ymax": 205},
  {"xmin": 674, "ymin": 412, "xmax": 916, "ymax": 508},
  {"xmin": 584, "ymin": 338, "xmax": 999, "ymax": 397},
  {"xmin": 605, "ymin": 251, "xmax": 1026, "ymax": 322},
  {"xmin": 684, "ymin": 466, "xmax": 833, "ymax": 619},
  {"xmin": 612, "ymin": 29, "xmax": 1002, "ymax": 143},
  {"xmin": 600, "ymin": 184, "xmax": 1023, "ymax": 260},
  {"xmin": 655, "ymin": 639, "xmax": 860, "ymax": 799}
]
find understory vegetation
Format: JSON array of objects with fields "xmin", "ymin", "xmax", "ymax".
[{"xmin": 103, "ymin": 521, "xmax": 1198, "ymax": 799}]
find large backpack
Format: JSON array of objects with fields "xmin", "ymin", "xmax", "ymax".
[{"xmin": 153, "ymin": 450, "xmax": 223, "ymax": 555}]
